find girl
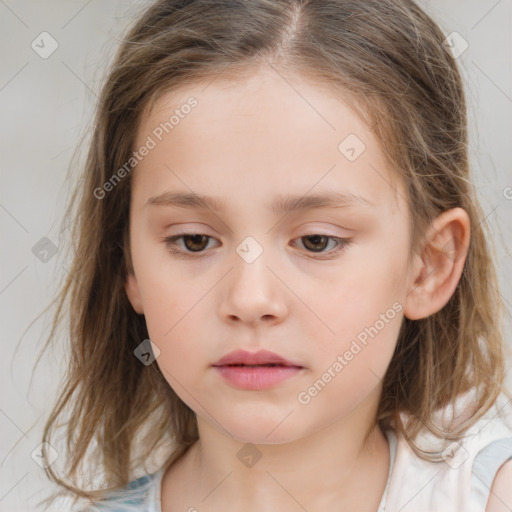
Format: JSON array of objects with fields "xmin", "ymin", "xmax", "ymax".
[{"xmin": 37, "ymin": 0, "xmax": 512, "ymax": 511}]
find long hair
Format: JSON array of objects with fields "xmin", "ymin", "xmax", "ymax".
[{"xmin": 35, "ymin": 0, "xmax": 510, "ymax": 508}]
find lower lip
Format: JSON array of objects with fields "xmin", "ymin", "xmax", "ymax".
[{"xmin": 213, "ymin": 365, "xmax": 303, "ymax": 390}]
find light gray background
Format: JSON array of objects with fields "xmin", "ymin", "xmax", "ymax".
[{"xmin": 1, "ymin": 1, "xmax": 511, "ymax": 510}]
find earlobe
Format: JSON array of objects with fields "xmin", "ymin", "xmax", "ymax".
[
  {"xmin": 125, "ymin": 271, "xmax": 144, "ymax": 314},
  {"xmin": 404, "ymin": 208, "xmax": 470, "ymax": 321}
]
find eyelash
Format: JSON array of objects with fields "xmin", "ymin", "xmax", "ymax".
[{"xmin": 162, "ymin": 233, "xmax": 351, "ymax": 259}]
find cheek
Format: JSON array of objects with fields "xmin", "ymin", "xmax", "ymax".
[
  {"xmin": 133, "ymin": 265, "xmax": 207, "ymax": 371},
  {"xmin": 292, "ymin": 309, "xmax": 402, "ymax": 432},
  {"xmin": 307, "ymin": 260, "xmax": 406, "ymax": 344},
  {"xmin": 315, "ymin": 295, "xmax": 402, "ymax": 386},
  {"xmin": 142, "ymin": 286, "xmax": 204, "ymax": 355},
  {"xmin": 301, "ymin": 246, "xmax": 407, "ymax": 383}
]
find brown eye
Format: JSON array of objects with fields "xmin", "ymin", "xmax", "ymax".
[
  {"xmin": 181, "ymin": 234, "xmax": 209, "ymax": 252},
  {"xmin": 291, "ymin": 234, "xmax": 351, "ymax": 258},
  {"xmin": 301, "ymin": 234, "xmax": 330, "ymax": 252},
  {"xmin": 164, "ymin": 233, "xmax": 217, "ymax": 256}
]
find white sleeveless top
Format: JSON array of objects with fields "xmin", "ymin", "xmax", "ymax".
[
  {"xmin": 89, "ymin": 392, "xmax": 512, "ymax": 512},
  {"xmin": 377, "ymin": 391, "xmax": 512, "ymax": 512}
]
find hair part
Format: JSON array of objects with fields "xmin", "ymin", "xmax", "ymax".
[{"xmin": 35, "ymin": 0, "xmax": 510, "ymax": 508}]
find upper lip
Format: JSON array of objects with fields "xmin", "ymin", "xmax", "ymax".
[{"xmin": 212, "ymin": 349, "xmax": 303, "ymax": 367}]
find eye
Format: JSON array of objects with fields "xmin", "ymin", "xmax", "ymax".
[
  {"xmin": 291, "ymin": 234, "xmax": 351, "ymax": 258},
  {"xmin": 163, "ymin": 233, "xmax": 351, "ymax": 259},
  {"xmin": 163, "ymin": 233, "xmax": 218, "ymax": 257}
]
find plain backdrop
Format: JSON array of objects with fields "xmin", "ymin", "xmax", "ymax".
[{"xmin": 1, "ymin": 1, "xmax": 511, "ymax": 510}]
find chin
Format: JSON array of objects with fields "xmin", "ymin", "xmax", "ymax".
[{"xmin": 224, "ymin": 417, "xmax": 306, "ymax": 445}]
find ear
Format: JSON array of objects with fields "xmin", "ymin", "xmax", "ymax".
[
  {"xmin": 404, "ymin": 207, "xmax": 470, "ymax": 320},
  {"xmin": 125, "ymin": 271, "xmax": 145, "ymax": 314}
]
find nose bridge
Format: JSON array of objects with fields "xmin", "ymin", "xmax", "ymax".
[
  {"xmin": 231, "ymin": 234, "xmax": 274, "ymax": 294},
  {"xmin": 218, "ymin": 233, "xmax": 287, "ymax": 324},
  {"xmin": 235, "ymin": 234, "xmax": 267, "ymax": 266}
]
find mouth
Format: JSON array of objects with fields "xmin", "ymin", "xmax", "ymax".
[
  {"xmin": 212, "ymin": 349, "xmax": 303, "ymax": 368},
  {"xmin": 214, "ymin": 363, "xmax": 301, "ymax": 368},
  {"xmin": 211, "ymin": 350, "xmax": 304, "ymax": 390},
  {"xmin": 213, "ymin": 364, "xmax": 303, "ymax": 390}
]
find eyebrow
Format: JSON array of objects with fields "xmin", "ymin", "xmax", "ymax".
[{"xmin": 145, "ymin": 190, "xmax": 374, "ymax": 215}]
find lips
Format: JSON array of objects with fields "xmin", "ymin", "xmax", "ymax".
[
  {"xmin": 212, "ymin": 349, "xmax": 304, "ymax": 390},
  {"xmin": 212, "ymin": 349, "xmax": 303, "ymax": 368}
]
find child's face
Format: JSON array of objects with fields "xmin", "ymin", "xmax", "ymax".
[{"xmin": 126, "ymin": 67, "xmax": 414, "ymax": 443}]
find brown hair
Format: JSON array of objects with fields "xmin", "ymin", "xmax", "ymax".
[{"xmin": 34, "ymin": 0, "xmax": 510, "ymax": 508}]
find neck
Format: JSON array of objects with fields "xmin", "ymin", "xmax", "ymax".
[{"xmin": 168, "ymin": 387, "xmax": 390, "ymax": 511}]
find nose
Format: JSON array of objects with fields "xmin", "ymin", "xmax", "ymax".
[{"xmin": 218, "ymin": 250, "xmax": 288, "ymax": 327}]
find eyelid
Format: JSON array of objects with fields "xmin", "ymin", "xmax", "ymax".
[
  {"xmin": 162, "ymin": 231, "xmax": 352, "ymax": 259},
  {"xmin": 163, "ymin": 232, "xmax": 219, "ymax": 257},
  {"xmin": 290, "ymin": 234, "xmax": 351, "ymax": 259}
]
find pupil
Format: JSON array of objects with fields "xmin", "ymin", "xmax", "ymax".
[
  {"xmin": 304, "ymin": 235, "xmax": 327, "ymax": 252},
  {"xmin": 182, "ymin": 234, "xmax": 329, "ymax": 253},
  {"xmin": 184, "ymin": 234, "xmax": 207, "ymax": 252}
]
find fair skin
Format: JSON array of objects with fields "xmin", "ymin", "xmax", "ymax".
[
  {"xmin": 487, "ymin": 461, "xmax": 512, "ymax": 511},
  {"xmin": 125, "ymin": 65, "xmax": 471, "ymax": 511}
]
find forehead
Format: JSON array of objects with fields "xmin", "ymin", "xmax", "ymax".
[{"xmin": 131, "ymin": 67, "xmax": 405, "ymax": 216}]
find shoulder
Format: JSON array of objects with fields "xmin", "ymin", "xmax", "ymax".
[
  {"xmin": 469, "ymin": 396, "xmax": 512, "ymax": 511},
  {"xmin": 486, "ymin": 459, "xmax": 512, "ymax": 512},
  {"xmin": 384, "ymin": 392, "xmax": 512, "ymax": 511}
]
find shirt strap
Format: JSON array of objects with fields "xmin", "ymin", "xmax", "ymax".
[{"xmin": 470, "ymin": 437, "xmax": 512, "ymax": 510}]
